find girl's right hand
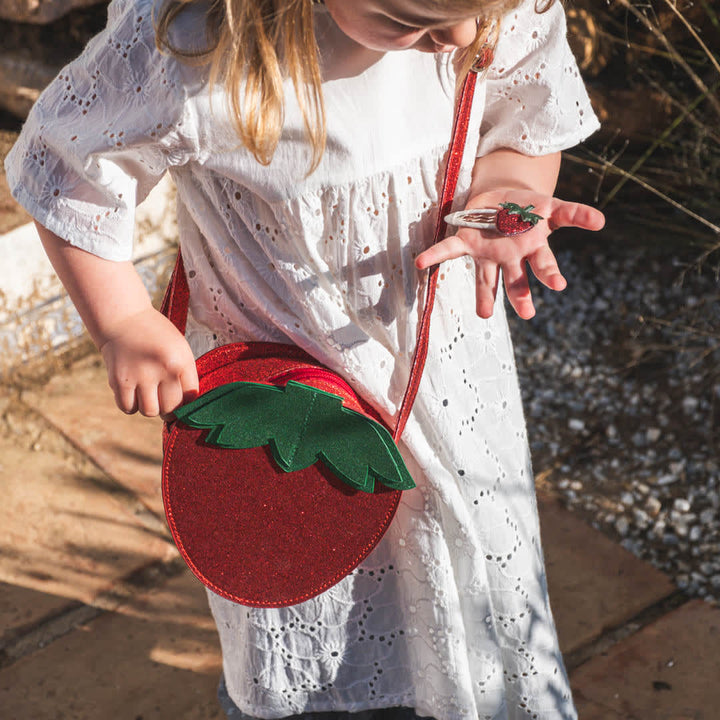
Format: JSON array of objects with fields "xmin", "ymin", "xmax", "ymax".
[{"xmin": 99, "ymin": 307, "xmax": 199, "ymax": 418}]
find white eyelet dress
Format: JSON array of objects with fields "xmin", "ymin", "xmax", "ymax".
[{"xmin": 5, "ymin": 0, "xmax": 599, "ymax": 718}]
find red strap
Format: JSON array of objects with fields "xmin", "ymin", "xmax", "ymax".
[
  {"xmin": 161, "ymin": 70, "xmax": 479, "ymax": 442},
  {"xmin": 160, "ymin": 250, "xmax": 189, "ymax": 335},
  {"xmin": 392, "ymin": 70, "xmax": 478, "ymax": 441}
]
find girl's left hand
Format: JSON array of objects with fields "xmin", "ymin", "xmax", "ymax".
[{"xmin": 414, "ymin": 189, "xmax": 605, "ymax": 319}]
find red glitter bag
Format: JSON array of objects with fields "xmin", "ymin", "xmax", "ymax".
[{"xmin": 161, "ymin": 68, "xmax": 480, "ymax": 608}]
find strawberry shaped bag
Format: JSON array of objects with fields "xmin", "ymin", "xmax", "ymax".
[
  {"xmin": 161, "ymin": 66, "xmax": 481, "ymax": 607},
  {"xmin": 162, "ymin": 313, "xmax": 412, "ymax": 607}
]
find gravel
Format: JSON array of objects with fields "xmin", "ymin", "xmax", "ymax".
[{"xmin": 508, "ymin": 237, "xmax": 720, "ymax": 604}]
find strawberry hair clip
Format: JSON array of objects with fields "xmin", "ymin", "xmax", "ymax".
[{"xmin": 445, "ymin": 202, "xmax": 543, "ymax": 236}]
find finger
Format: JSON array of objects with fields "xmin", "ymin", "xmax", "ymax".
[
  {"xmin": 547, "ymin": 202, "xmax": 605, "ymax": 232},
  {"xmin": 179, "ymin": 363, "xmax": 199, "ymax": 402},
  {"xmin": 157, "ymin": 379, "xmax": 185, "ymax": 417},
  {"xmin": 113, "ymin": 377, "xmax": 138, "ymax": 415},
  {"xmin": 503, "ymin": 262, "xmax": 535, "ymax": 319},
  {"xmin": 415, "ymin": 234, "xmax": 470, "ymax": 269},
  {"xmin": 475, "ymin": 260, "xmax": 499, "ymax": 318},
  {"xmin": 528, "ymin": 245, "xmax": 566, "ymax": 291},
  {"xmin": 162, "ymin": 365, "xmax": 200, "ymax": 422},
  {"xmin": 136, "ymin": 382, "xmax": 160, "ymax": 418}
]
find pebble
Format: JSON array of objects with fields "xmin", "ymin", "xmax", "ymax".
[
  {"xmin": 633, "ymin": 508, "xmax": 651, "ymax": 529},
  {"xmin": 700, "ymin": 508, "xmax": 716, "ymax": 524},
  {"xmin": 683, "ymin": 396, "xmax": 699, "ymax": 413},
  {"xmin": 673, "ymin": 498, "xmax": 692, "ymax": 513},
  {"xmin": 645, "ymin": 496, "xmax": 662, "ymax": 516},
  {"xmin": 509, "ymin": 244, "xmax": 720, "ymax": 606}
]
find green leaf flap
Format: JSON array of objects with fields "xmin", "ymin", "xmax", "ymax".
[{"xmin": 173, "ymin": 381, "xmax": 415, "ymax": 493}]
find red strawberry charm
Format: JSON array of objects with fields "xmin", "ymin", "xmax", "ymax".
[{"xmin": 495, "ymin": 202, "xmax": 543, "ymax": 236}]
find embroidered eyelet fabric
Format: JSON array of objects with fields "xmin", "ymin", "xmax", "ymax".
[{"xmin": 5, "ymin": 0, "xmax": 599, "ymax": 718}]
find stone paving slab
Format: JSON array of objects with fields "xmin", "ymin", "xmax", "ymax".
[
  {"xmin": 0, "ymin": 400, "xmax": 175, "ymax": 639},
  {"xmin": 538, "ymin": 494, "xmax": 676, "ymax": 655},
  {"xmin": 571, "ymin": 599, "xmax": 720, "ymax": 719},
  {"xmin": 0, "ymin": 581, "xmax": 74, "ymax": 644},
  {"xmin": 0, "ymin": 568, "xmax": 223, "ymax": 720},
  {"xmin": 23, "ymin": 354, "xmax": 167, "ymax": 517}
]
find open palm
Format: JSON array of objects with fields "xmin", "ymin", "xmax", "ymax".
[{"xmin": 415, "ymin": 189, "xmax": 605, "ymax": 319}]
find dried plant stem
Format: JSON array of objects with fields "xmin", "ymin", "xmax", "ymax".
[
  {"xmin": 599, "ymin": 27, "xmax": 680, "ymax": 62},
  {"xmin": 601, "ymin": 80, "xmax": 720, "ymax": 207},
  {"xmin": 644, "ymin": 75, "xmax": 720, "ymax": 145},
  {"xmin": 643, "ymin": 316, "xmax": 720, "ymax": 342},
  {"xmin": 615, "ymin": 0, "xmax": 720, "ymax": 118},
  {"xmin": 564, "ymin": 152, "xmax": 720, "ymax": 235},
  {"xmin": 679, "ymin": 239, "xmax": 720, "ymax": 280},
  {"xmin": 662, "ymin": 0, "xmax": 720, "ymax": 75}
]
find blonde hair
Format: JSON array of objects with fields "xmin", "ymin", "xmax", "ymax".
[{"xmin": 155, "ymin": 0, "xmax": 556, "ymax": 173}]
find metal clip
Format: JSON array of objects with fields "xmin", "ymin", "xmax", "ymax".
[
  {"xmin": 470, "ymin": 44, "xmax": 494, "ymax": 73},
  {"xmin": 444, "ymin": 209, "xmax": 498, "ymax": 230}
]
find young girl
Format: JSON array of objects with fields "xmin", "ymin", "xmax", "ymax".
[{"xmin": 6, "ymin": 0, "xmax": 605, "ymax": 717}]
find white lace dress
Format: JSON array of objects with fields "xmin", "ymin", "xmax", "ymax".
[{"xmin": 6, "ymin": 0, "xmax": 599, "ymax": 718}]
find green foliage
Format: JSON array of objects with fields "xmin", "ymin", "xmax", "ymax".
[{"xmin": 174, "ymin": 381, "xmax": 416, "ymax": 493}]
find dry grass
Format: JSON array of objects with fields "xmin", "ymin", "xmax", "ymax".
[
  {"xmin": 566, "ymin": 0, "xmax": 720, "ymax": 265},
  {"xmin": 560, "ymin": 0, "xmax": 720, "ymax": 375}
]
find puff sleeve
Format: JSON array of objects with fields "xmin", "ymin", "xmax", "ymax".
[
  {"xmin": 4, "ymin": 0, "xmax": 203, "ymax": 261},
  {"xmin": 476, "ymin": 0, "xmax": 600, "ymax": 157}
]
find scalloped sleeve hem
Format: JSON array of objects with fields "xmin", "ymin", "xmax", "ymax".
[
  {"xmin": 476, "ymin": 0, "xmax": 601, "ymax": 158},
  {"xmin": 3, "ymin": 0, "xmax": 201, "ymax": 262}
]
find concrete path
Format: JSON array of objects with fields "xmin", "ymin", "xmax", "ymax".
[{"xmin": 1, "ymin": 353, "xmax": 718, "ymax": 719}]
